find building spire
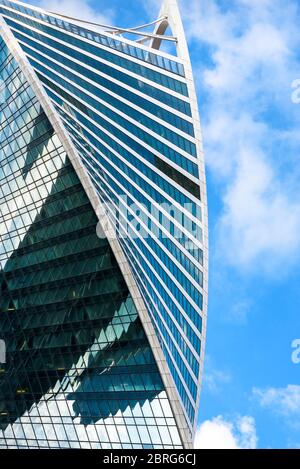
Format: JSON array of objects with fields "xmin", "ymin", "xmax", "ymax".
[{"xmin": 150, "ymin": 0, "xmax": 190, "ymax": 60}]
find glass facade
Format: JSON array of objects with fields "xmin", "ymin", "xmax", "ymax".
[
  {"xmin": 0, "ymin": 38, "xmax": 183, "ymax": 449},
  {"xmin": 0, "ymin": 0, "xmax": 208, "ymax": 446}
]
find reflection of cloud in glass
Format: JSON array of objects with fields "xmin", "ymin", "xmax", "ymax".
[
  {"xmin": 1, "ymin": 387, "xmax": 180, "ymax": 448},
  {"xmin": 0, "ymin": 78, "xmax": 5, "ymax": 104},
  {"xmin": 0, "ymin": 121, "xmax": 60, "ymax": 270}
]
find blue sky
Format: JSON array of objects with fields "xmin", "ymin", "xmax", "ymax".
[{"xmin": 23, "ymin": 0, "xmax": 300, "ymax": 448}]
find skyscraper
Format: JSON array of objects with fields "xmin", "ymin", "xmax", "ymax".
[{"xmin": 0, "ymin": 0, "xmax": 208, "ymax": 449}]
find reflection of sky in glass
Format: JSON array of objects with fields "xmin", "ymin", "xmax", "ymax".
[{"xmin": 0, "ymin": 132, "xmax": 64, "ymax": 269}]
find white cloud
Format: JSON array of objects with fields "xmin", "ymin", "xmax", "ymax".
[
  {"xmin": 202, "ymin": 357, "xmax": 232, "ymax": 393},
  {"xmin": 253, "ymin": 385, "xmax": 300, "ymax": 416},
  {"xmin": 195, "ymin": 415, "xmax": 257, "ymax": 449},
  {"xmin": 228, "ymin": 298, "xmax": 252, "ymax": 323},
  {"xmin": 180, "ymin": 0, "xmax": 300, "ymax": 273},
  {"xmin": 35, "ymin": 0, "xmax": 114, "ymax": 28},
  {"xmin": 204, "ymin": 369, "xmax": 231, "ymax": 393}
]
